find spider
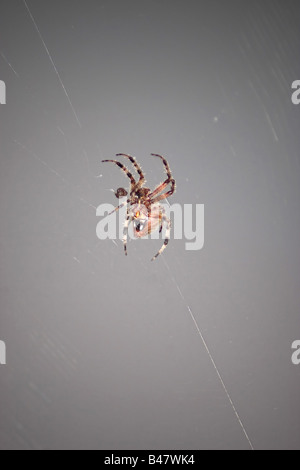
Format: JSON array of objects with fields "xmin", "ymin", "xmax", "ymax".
[{"xmin": 102, "ymin": 153, "xmax": 176, "ymax": 260}]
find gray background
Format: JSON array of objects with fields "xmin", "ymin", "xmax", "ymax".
[{"xmin": 0, "ymin": 0, "xmax": 299, "ymax": 450}]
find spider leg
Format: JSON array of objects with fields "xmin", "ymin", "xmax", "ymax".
[
  {"xmin": 149, "ymin": 153, "xmax": 176, "ymax": 200},
  {"xmin": 102, "ymin": 159, "xmax": 136, "ymax": 193},
  {"xmin": 149, "ymin": 180, "xmax": 176, "ymax": 204},
  {"xmin": 107, "ymin": 199, "xmax": 129, "ymax": 216},
  {"xmin": 151, "ymin": 153, "xmax": 172, "ymax": 179},
  {"xmin": 151, "ymin": 213, "xmax": 171, "ymax": 261},
  {"xmin": 155, "ymin": 204, "xmax": 164, "ymax": 233},
  {"xmin": 123, "ymin": 212, "xmax": 132, "ymax": 256},
  {"xmin": 116, "ymin": 154, "xmax": 145, "ymax": 189}
]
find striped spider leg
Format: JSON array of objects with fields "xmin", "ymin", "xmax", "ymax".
[{"xmin": 148, "ymin": 154, "xmax": 176, "ymax": 203}]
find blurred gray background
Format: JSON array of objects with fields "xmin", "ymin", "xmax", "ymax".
[{"xmin": 0, "ymin": 0, "xmax": 300, "ymax": 450}]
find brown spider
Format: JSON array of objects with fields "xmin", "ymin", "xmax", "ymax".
[{"xmin": 102, "ymin": 153, "xmax": 176, "ymax": 260}]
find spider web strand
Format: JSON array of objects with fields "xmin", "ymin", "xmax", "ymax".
[
  {"xmin": 23, "ymin": 0, "xmax": 82, "ymax": 129},
  {"xmin": 162, "ymin": 256, "xmax": 254, "ymax": 451}
]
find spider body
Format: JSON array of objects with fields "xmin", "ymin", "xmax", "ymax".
[{"xmin": 102, "ymin": 153, "xmax": 176, "ymax": 260}]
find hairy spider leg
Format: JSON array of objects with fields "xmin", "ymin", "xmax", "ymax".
[
  {"xmin": 116, "ymin": 154, "xmax": 145, "ymax": 190},
  {"xmin": 154, "ymin": 204, "xmax": 164, "ymax": 233},
  {"xmin": 149, "ymin": 154, "xmax": 176, "ymax": 201},
  {"xmin": 150, "ymin": 180, "xmax": 176, "ymax": 204},
  {"xmin": 151, "ymin": 153, "xmax": 172, "ymax": 179},
  {"xmin": 151, "ymin": 213, "xmax": 171, "ymax": 261},
  {"xmin": 106, "ymin": 199, "xmax": 129, "ymax": 216},
  {"xmin": 102, "ymin": 159, "xmax": 136, "ymax": 193},
  {"xmin": 123, "ymin": 212, "xmax": 133, "ymax": 256}
]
